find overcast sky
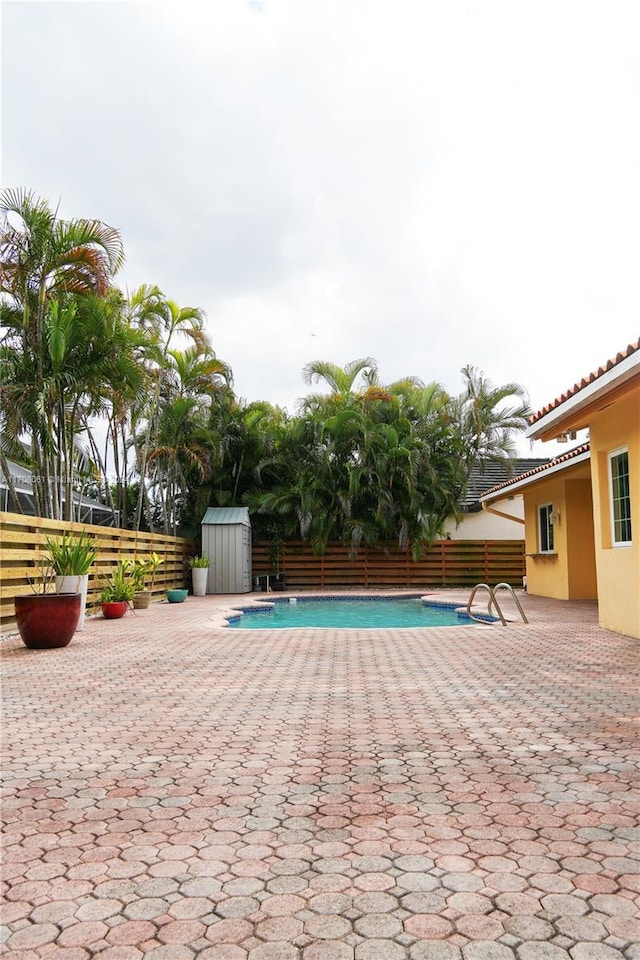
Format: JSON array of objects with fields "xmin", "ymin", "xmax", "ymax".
[{"xmin": 3, "ymin": 0, "xmax": 639, "ymax": 457}]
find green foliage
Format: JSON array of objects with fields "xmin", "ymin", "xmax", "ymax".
[
  {"xmin": 0, "ymin": 189, "xmax": 128, "ymax": 522},
  {"xmin": 242, "ymin": 359, "xmax": 528, "ymax": 557},
  {"xmin": 130, "ymin": 559, "xmax": 148, "ymax": 592},
  {"xmin": 130, "ymin": 552, "xmax": 163, "ymax": 590},
  {"xmin": 267, "ymin": 522, "xmax": 285, "ymax": 573},
  {"xmin": 99, "ymin": 561, "xmax": 135, "ymax": 603},
  {"xmin": 145, "ymin": 552, "xmax": 163, "ymax": 589},
  {"xmin": 188, "ymin": 555, "xmax": 210, "ymax": 568},
  {"xmin": 44, "ymin": 532, "xmax": 98, "ymax": 575},
  {"xmin": 2, "ymin": 188, "xmax": 532, "ymax": 550}
]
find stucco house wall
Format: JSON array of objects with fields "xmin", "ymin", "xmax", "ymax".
[
  {"xmin": 565, "ymin": 479, "xmax": 598, "ymax": 600},
  {"xmin": 443, "ymin": 495, "xmax": 525, "ymax": 540},
  {"xmin": 505, "ymin": 339, "xmax": 639, "ymax": 638},
  {"xmin": 479, "ymin": 338, "xmax": 639, "ymax": 637},
  {"xmin": 589, "ymin": 391, "xmax": 640, "ymax": 638},
  {"xmin": 521, "ymin": 466, "xmax": 596, "ymax": 601}
]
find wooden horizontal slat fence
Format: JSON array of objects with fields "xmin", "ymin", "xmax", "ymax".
[
  {"xmin": 0, "ymin": 512, "xmax": 194, "ymax": 632},
  {"xmin": 252, "ymin": 539, "xmax": 525, "ymax": 591}
]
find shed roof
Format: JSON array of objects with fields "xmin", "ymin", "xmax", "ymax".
[{"xmin": 202, "ymin": 506, "xmax": 251, "ymax": 526}]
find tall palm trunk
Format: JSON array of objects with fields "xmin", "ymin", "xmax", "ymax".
[
  {"xmin": 133, "ymin": 372, "xmax": 162, "ymax": 531},
  {"xmin": 86, "ymin": 423, "xmax": 118, "ymax": 522},
  {"xmin": 0, "ymin": 450, "xmax": 25, "ymax": 513}
]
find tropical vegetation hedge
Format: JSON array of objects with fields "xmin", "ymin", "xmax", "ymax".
[{"xmin": 0, "ymin": 189, "xmax": 531, "ymax": 557}]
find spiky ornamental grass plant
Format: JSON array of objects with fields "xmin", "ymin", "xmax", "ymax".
[
  {"xmin": 99, "ymin": 560, "xmax": 135, "ymax": 603},
  {"xmin": 44, "ymin": 532, "xmax": 98, "ymax": 576}
]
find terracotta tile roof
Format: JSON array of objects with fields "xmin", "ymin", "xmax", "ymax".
[
  {"xmin": 480, "ymin": 443, "xmax": 591, "ymax": 500},
  {"xmin": 529, "ymin": 338, "xmax": 640, "ymax": 425},
  {"xmin": 464, "ymin": 458, "xmax": 550, "ymax": 510}
]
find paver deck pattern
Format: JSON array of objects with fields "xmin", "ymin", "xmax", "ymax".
[{"xmin": 1, "ymin": 591, "xmax": 638, "ymax": 959}]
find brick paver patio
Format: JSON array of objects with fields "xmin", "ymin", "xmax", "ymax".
[{"xmin": 1, "ymin": 591, "xmax": 639, "ymax": 959}]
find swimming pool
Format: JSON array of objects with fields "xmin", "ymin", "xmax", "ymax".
[{"xmin": 226, "ymin": 596, "xmax": 488, "ymax": 629}]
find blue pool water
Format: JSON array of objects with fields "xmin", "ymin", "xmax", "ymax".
[{"xmin": 227, "ymin": 597, "xmax": 479, "ymax": 629}]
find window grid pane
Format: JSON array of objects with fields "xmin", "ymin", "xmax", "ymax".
[
  {"xmin": 611, "ymin": 451, "xmax": 632, "ymax": 544},
  {"xmin": 539, "ymin": 503, "xmax": 554, "ymax": 553}
]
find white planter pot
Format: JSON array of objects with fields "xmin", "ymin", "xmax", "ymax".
[
  {"xmin": 191, "ymin": 567, "xmax": 209, "ymax": 597},
  {"xmin": 55, "ymin": 574, "xmax": 89, "ymax": 630}
]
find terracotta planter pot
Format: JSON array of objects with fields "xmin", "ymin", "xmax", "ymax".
[
  {"xmin": 15, "ymin": 593, "xmax": 82, "ymax": 649},
  {"xmin": 133, "ymin": 591, "xmax": 152, "ymax": 610},
  {"xmin": 101, "ymin": 601, "xmax": 129, "ymax": 620}
]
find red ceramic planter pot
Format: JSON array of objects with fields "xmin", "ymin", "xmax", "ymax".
[
  {"xmin": 15, "ymin": 593, "xmax": 82, "ymax": 649},
  {"xmin": 101, "ymin": 601, "xmax": 129, "ymax": 620}
]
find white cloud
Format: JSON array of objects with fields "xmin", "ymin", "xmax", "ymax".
[{"xmin": 3, "ymin": 0, "xmax": 639, "ymax": 459}]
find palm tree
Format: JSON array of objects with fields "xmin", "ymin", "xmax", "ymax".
[
  {"xmin": 209, "ymin": 399, "xmax": 288, "ymax": 508},
  {"xmin": 301, "ymin": 357, "xmax": 378, "ymax": 410},
  {"xmin": 0, "ymin": 188, "xmax": 125, "ymax": 518},
  {"xmin": 456, "ymin": 365, "xmax": 532, "ymax": 471},
  {"xmin": 131, "ymin": 298, "xmax": 209, "ymax": 530},
  {"xmin": 0, "ymin": 187, "xmax": 123, "ymax": 368},
  {"xmin": 80, "ymin": 290, "xmax": 152, "ymax": 525},
  {"xmin": 2, "ymin": 291, "xmax": 147, "ymax": 520},
  {"xmin": 167, "ymin": 346, "xmax": 232, "ymax": 402},
  {"xmin": 146, "ymin": 397, "xmax": 211, "ymax": 535},
  {"xmin": 98, "ymin": 284, "xmax": 167, "ymax": 529},
  {"xmin": 144, "ymin": 344, "xmax": 232, "ymax": 534}
]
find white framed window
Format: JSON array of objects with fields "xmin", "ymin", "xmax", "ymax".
[
  {"xmin": 538, "ymin": 503, "xmax": 554, "ymax": 553},
  {"xmin": 608, "ymin": 448, "xmax": 632, "ymax": 546}
]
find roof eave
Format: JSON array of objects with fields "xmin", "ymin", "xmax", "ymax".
[
  {"xmin": 526, "ymin": 350, "xmax": 640, "ymax": 441},
  {"xmin": 480, "ymin": 449, "xmax": 592, "ymax": 505}
]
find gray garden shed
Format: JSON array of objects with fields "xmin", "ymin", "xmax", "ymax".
[{"xmin": 201, "ymin": 507, "xmax": 252, "ymax": 593}]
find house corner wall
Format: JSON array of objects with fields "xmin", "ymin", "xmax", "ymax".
[
  {"xmin": 566, "ymin": 480, "xmax": 597, "ymax": 600},
  {"xmin": 523, "ymin": 478, "xmax": 569, "ymax": 600},
  {"xmin": 590, "ymin": 393, "xmax": 640, "ymax": 639},
  {"xmin": 523, "ymin": 469, "xmax": 597, "ymax": 602}
]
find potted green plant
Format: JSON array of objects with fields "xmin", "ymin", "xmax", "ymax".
[
  {"xmin": 146, "ymin": 552, "xmax": 163, "ymax": 591},
  {"xmin": 45, "ymin": 532, "xmax": 98, "ymax": 630},
  {"xmin": 132, "ymin": 552, "xmax": 163, "ymax": 609},
  {"xmin": 188, "ymin": 555, "xmax": 210, "ymax": 596},
  {"xmin": 131, "ymin": 557, "xmax": 150, "ymax": 609},
  {"xmin": 14, "ymin": 562, "xmax": 82, "ymax": 649},
  {"xmin": 100, "ymin": 561, "xmax": 135, "ymax": 619}
]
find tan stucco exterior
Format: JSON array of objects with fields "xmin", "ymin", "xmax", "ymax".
[
  {"xmin": 589, "ymin": 391, "xmax": 640, "ymax": 638},
  {"xmin": 443, "ymin": 496, "xmax": 525, "ymax": 540},
  {"xmin": 522, "ymin": 463, "xmax": 596, "ymax": 601},
  {"xmin": 566, "ymin": 479, "xmax": 599, "ymax": 600},
  {"xmin": 482, "ymin": 343, "xmax": 639, "ymax": 638}
]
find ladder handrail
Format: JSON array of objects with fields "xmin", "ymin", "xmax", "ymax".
[
  {"xmin": 488, "ymin": 582, "xmax": 529, "ymax": 623},
  {"xmin": 466, "ymin": 582, "xmax": 528, "ymax": 625},
  {"xmin": 466, "ymin": 583, "xmax": 507, "ymax": 625}
]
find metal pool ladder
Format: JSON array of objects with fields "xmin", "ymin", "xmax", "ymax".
[{"xmin": 466, "ymin": 582, "xmax": 529, "ymax": 625}]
